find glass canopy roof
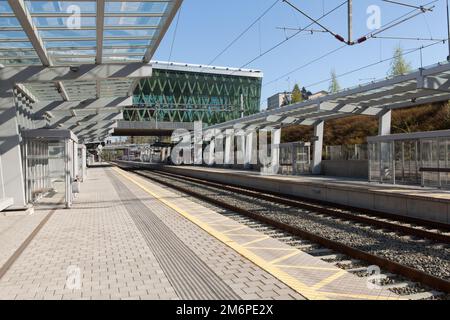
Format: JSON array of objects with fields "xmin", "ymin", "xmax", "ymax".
[
  {"xmin": 207, "ymin": 62, "xmax": 450, "ymax": 130},
  {"xmin": 0, "ymin": 0, "xmax": 178, "ymax": 66},
  {"xmin": 1, "ymin": 0, "xmax": 182, "ymax": 142}
]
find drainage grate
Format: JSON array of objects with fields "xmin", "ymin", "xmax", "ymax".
[{"xmin": 108, "ymin": 172, "xmax": 240, "ymax": 300}]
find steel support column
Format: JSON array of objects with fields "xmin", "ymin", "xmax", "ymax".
[
  {"xmin": 244, "ymin": 130, "xmax": 257, "ymax": 168},
  {"xmin": 312, "ymin": 120, "xmax": 324, "ymax": 175},
  {"xmin": 378, "ymin": 109, "xmax": 392, "ymax": 136},
  {"xmin": 207, "ymin": 138, "xmax": 215, "ymax": 166},
  {"xmin": 236, "ymin": 131, "xmax": 246, "ymax": 165},
  {"xmin": 0, "ymin": 87, "xmax": 27, "ymax": 209},
  {"xmin": 224, "ymin": 129, "xmax": 234, "ymax": 165},
  {"xmin": 271, "ymin": 127, "xmax": 281, "ymax": 173}
]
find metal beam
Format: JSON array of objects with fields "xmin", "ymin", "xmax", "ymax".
[
  {"xmin": 33, "ymin": 97, "xmax": 131, "ymax": 120},
  {"xmin": 418, "ymin": 75, "xmax": 450, "ymax": 91},
  {"xmin": 96, "ymin": 0, "xmax": 105, "ymax": 64},
  {"xmin": 1, "ymin": 63, "xmax": 153, "ymax": 83},
  {"xmin": 56, "ymin": 81, "xmax": 69, "ymax": 101},
  {"xmin": 7, "ymin": 0, "xmax": 51, "ymax": 67}
]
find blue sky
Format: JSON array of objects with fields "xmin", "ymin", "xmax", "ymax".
[{"xmin": 153, "ymin": 0, "xmax": 450, "ymax": 110}]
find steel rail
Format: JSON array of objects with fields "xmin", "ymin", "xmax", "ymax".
[
  {"xmin": 131, "ymin": 169, "xmax": 450, "ymax": 294},
  {"xmin": 151, "ymin": 169, "xmax": 450, "ymax": 244}
]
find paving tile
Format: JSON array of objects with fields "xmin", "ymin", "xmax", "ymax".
[{"xmin": 0, "ymin": 167, "xmax": 303, "ymax": 300}]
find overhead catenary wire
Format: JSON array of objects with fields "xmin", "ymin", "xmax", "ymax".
[
  {"xmin": 372, "ymin": 35, "xmax": 446, "ymax": 42},
  {"xmin": 382, "ymin": 0, "xmax": 433, "ymax": 11},
  {"xmin": 369, "ymin": 5, "xmax": 436, "ymax": 38},
  {"xmin": 234, "ymin": 0, "xmax": 348, "ymax": 71},
  {"xmin": 263, "ymin": 0, "xmax": 438, "ymax": 87},
  {"xmin": 167, "ymin": 4, "xmax": 182, "ymax": 64},
  {"xmin": 282, "ymin": 0, "xmax": 346, "ymax": 43},
  {"xmin": 303, "ymin": 40, "xmax": 443, "ymax": 89},
  {"xmin": 207, "ymin": 0, "xmax": 280, "ymax": 66}
]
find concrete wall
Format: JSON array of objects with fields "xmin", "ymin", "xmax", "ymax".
[{"xmin": 322, "ymin": 160, "xmax": 368, "ymax": 179}]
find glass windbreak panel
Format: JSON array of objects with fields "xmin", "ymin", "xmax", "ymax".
[
  {"xmin": 438, "ymin": 138, "xmax": 450, "ymax": 188},
  {"xmin": 421, "ymin": 139, "xmax": 439, "ymax": 187},
  {"xmin": 24, "ymin": 140, "xmax": 50, "ymax": 203},
  {"xmin": 48, "ymin": 141, "xmax": 65, "ymax": 195},
  {"xmin": 379, "ymin": 142, "xmax": 394, "ymax": 183},
  {"xmin": 105, "ymin": 2, "xmax": 168, "ymax": 14},
  {"xmin": 279, "ymin": 144, "xmax": 293, "ymax": 175},
  {"xmin": 26, "ymin": 1, "xmax": 96, "ymax": 13},
  {"xmin": 394, "ymin": 141, "xmax": 404, "ymax": 184},
  {"xmin": 105, "ymin": 17, "xmax": 161, "ymax": 27},
  {"xmin": 402, "ymin": 140, "xmax": 420, "ymax": 185},
  {"xmin": 295, "ymin": 144, "xmax": 310, "ymax": 174},
  {"xmin": 368, "ymin": 142, "xmax": 380, "ymax": 182},
  {"xmin": 33, "ymin": 17, "xmax": 96, "ymax": 27}
]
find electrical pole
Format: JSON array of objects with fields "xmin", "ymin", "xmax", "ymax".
[
  {"xmin": 240, "ymin": 94, "xmax": 244, "ymax": 118},
  {"xmin": 348, "ymin": 0, "xmax": 352, "ymax": 44},
  {"xmin": 447, "ymin": 0, "xmax": 450, "ymax": 60}
]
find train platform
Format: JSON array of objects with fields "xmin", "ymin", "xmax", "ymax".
[
  {"xmin": 150, "ymin": 165, "xmax": 450, "ymax": 225},
  {"xmin": 0, "ymin": 166, "xmax": 401, "ymax": 300}
]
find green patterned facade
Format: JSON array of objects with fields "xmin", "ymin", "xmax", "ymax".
[{"xmin": 124, "ymin": 67, "xmax": 262, "ymax": 126}]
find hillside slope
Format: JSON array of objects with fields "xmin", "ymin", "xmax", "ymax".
[{"xmin": 281, "ymin": 102, "xmax": 450, "ymax": 145}]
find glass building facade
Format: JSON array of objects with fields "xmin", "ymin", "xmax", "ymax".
[{"xmin": 124, "ymin": 66, "xmax": 263, "ymax": 126}]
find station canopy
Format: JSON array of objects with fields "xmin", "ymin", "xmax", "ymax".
[
  {"xmin": 208, "ymin": 62, "xmax": 450, "ymax": 131},
  {"xmin": 0, "ymin": 0, "xmax": 182, "ymax": 141}
]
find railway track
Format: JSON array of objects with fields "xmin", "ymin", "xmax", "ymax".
[
  {"xmin": 130, "ymin": 168, "xmax": 450, "ymax": 299},
  {"xmin": 153, "ymin": 169, "xmax": 450, "ymax": 244}
]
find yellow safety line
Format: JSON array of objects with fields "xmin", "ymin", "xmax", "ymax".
[
  {"xmin": 192, "ymin": 212, "xmax": 214, "ymax": 217},
  {"xmin": 311, "ymin": 270, "xmax": 347, "ymax": 290},
  {"xmin": 222, "ymin": 226, "xmax": 247, "ymax": 234},
  {"xmin": 208, "ymin": 223, "xmax": 241, "ymax": 227},
  {"xmin": 321, "ymin": 291, "xmax": 401, "ymax": 300},
  {"xmin": 246, "ymin": 247, "xmax": 299, "ymax": 251},
  {"xmin": 275, "ymin": 265, "xmax": 338, "ymax": 271},
  {"xmin": 113, "ymin": 168, "xmax": 399, "ymax": 301},
  {"xmin": 227, "ymin": 234, "xmax": 265, "ymax": 237},
  {"xmin": 205, "ymin": 217, "xmax": 230, "ymax": 224},
  {"xmin": 269, "ymin": 251, "xmax": 300, "ymax": 265},
  {"xmin": 240, "ymin": 236, "xmax": 271, "ymax": 247}
]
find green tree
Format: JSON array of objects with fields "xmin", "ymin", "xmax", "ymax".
[
  {"xmin": 329, "ymin": 69, "xmax": 341, "ymax": 93},
  {"xmin": 291, "ymin": 84, "xmax": 303, "ymax": 104},
  {"xmin": 388, "ymin": 44, "xmax": 412, "ymax": 77},
  {"xmin": 301, "ymin": 87, "xmax": 312, "ymax": 100}
]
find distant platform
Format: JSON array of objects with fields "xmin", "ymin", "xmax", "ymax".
[
  {"xmin": 87, "ymin": 162, "xmax": 112, "ymax": 168},
  {"xmin": 114, "ymin": 162, "xmax": 450, "ymax": 225}
]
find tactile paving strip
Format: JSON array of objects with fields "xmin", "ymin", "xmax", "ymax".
[{"xmin": 108, "ymin": 172, "xmax": 240, "ymax": 300}]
